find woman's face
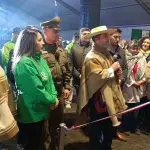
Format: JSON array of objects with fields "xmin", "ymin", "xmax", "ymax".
[
  {"xmin": 130, "ymin": 46, "xmax": 139, "ymax": 56},
  {"xmin": 142, "ymin": 38, "xmax": 150, "ymax": 51},
  {"xmin": 36, "ymin": 32, "xmax": 44, "ymax": 52}
]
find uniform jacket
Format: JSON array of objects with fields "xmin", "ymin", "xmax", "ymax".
[
  {"xmin": 42, "ymin": 43, "xmax": 71, "ymax": 95},
  {"xmin": 14, "ymin": 52, "xmax": 57, "ymax": 123}
]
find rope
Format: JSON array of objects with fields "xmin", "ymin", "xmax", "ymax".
[{"xmin": 64, "ymin": 101, "xmax": 150, "ymax": 131}]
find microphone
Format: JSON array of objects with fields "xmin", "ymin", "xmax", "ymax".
[
  {"xmin": 113, "ymin": 54, "xmax": 118, "ymax": 62},
  {"xmin": 112, "ymin": 54, "xmax": 121, "ymax": 84}
]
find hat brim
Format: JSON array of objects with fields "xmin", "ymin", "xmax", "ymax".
[
  {"xmin": 42, "ymin": 26, "xmax": 60, "ymax": 31},
  {"xmin": 86, "ymin": 29, "xmax": 116, "ymax": 39}
]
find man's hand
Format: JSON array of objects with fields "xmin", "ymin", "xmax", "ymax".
[
  {"xmin": 50, "ymin": 98, "xmax": 59, "ymax": 110},
  {"xmin": 119, "ymin": 79, "xmax": 122, "ymax": 85},
  {"xmin": 111, "ymin": 62, "xmax": 121, "ymax": 71},
  {"xmin": 63, "ymin": 89, "xmax": 70, "ymax": 99},
  {"xmin": 116, "ymin": 68, "xmax": 123, "ymax": 78}
]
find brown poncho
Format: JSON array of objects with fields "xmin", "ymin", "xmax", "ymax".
[
  {"xmin": 0, "ymin": 67, "xmax": 18, "ymax": 141},
  {"xmin": 77, "ymin": 45, "xmax": 127, "ymax": 126}
]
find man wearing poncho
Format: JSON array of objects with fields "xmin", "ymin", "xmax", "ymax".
[{"xmin": 77, "ymin": 26, "xmax": 127, "ymax": 150}]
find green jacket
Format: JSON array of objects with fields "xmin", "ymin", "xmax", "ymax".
[
  {"xmin": 2, "ymin": 40, "xmax": 15, "ymax": 69},
  {"xmin": 15, "ymin": 52, "xmax": 57, "ymax": 123}
]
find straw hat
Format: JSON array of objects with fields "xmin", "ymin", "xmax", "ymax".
[{"xmin": 86, "ymin": 26, "xmax": 116, "ymax": 39}]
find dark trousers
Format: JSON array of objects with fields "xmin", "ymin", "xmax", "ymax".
[
  {"xmin": 87, "ymin": 93, "xmax": 112, "ymax": 150},
  {"xmin": 0, "ymin": 143, "xmax": 3, "ymax": 150},
  {"xmin": 139, "ymin": 96, "xmax": 150, "ymax": 125},
  {"xmin": 88, "ymin": 112, "xmax": 112, "ymax": 150},
  {"xmin": 49, "ymin": 101, "xmax": 64, "ymax": 149},
  {"xmin": 73, "ymin": 86, "xmax": 79, "ymax": 104},
  {"xmin": 122, "ymin": 103, "xmax": 140, "ymax": 132},
  {"xmin": 17, "ymin": 120, "xmax": 44, "ymax": 150}
]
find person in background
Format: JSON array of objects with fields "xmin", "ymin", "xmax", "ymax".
[
  {"xmin": 145, "ymin": 59, "xmax": 150, "ymax": 101},
  {"xmin": 41, "ymin": 16, "xmax": 71, "ymax": 150},
  {"xmin": 108, "ymin": 28, "xmax": 128, "ymax": 141},
  {"xmin": 12, "ymin": 27, "xmax": 59, "ymax": 150},
  {"xmin": 65, "ymin": 32, "xmax": 80, "ymax": 108},
  {"xmin": 2, "ymin": 27, "xmax": 21, "ymax": 71},
  {"xmin": 139, "ymin": 36, "xmax": 150, "ymax": 126},
  {"xmin": 70, "ymin": 28, "xmax": 91, "ymax": 103},
  {"xmin": 108, "ymin": 28, "xmax": 128, "ymax": 84},
  {"xmin": 140, "ymin": 37, "xmax": 150, "ymax": 62},
  {"xmin": 122, "ymin": 40, "xmax": 146, "ymax": 135},
  {"xmin": 119, "ymin": 40, "xmax": 129, "ymax": 50},
  {"xmin": 77, "ymin": 26, "xmax": 127, "ymax": 150},
  {"xmin": 66, "ymin": 32, "xmax": 79, "ymax": 54}
]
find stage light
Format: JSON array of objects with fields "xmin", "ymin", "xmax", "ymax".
[{"xmin": 0, "ymin": 7, "xmax": 6, "ymax": 12}]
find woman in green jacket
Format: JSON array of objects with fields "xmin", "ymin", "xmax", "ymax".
[{"xmin": 12, "ymin": 26, "xmax": 59, "ymax": 150}]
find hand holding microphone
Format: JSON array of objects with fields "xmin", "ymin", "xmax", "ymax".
[
  {"xmin": 111, "ymin": 54, "xmax": 121, "ymax": 71},
  {"xmin": 111, "ymin": 62, "xmax": 121, "ymax": 72},
  {"xmin": 111, "ymin": 54, "xmax": 122, "ymax": 84}
]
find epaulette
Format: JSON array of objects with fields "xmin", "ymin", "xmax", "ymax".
[{"xmin": 57, "ymin": 47, "xmax": 64, "ymax": 52}]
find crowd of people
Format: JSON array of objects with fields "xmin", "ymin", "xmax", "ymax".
[{"xmin": 0, "ymin": 16, "xmax": 150, "ymax": 150}]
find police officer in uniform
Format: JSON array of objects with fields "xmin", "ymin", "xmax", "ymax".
[{"xmin": 40, "ymin": 16, "xmax": 71, "ymax": 150}]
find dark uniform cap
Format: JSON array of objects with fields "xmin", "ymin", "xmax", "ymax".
[
  {"xmin": 73, "ymin": 32, "xmax": 79, "ymax": 38},
  {"xmin": 40, "ymin": 16, "xmax": 60, "ymax": 30},
  {"xmin": 12, "ymin": 27, "xmax": 21, "ymax": 33}
]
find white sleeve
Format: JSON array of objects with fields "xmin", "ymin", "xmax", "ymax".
[{"xmin": 107, "ymin": 68, "xmax": 114, "ymax": 78}]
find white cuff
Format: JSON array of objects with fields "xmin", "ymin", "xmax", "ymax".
[{"xmin": 107, "ymin": 68, "xmax": 114, "ymax": 78}]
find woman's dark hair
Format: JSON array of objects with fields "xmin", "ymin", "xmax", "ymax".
[
  {"xmin": 12, "ymin": 26, "xmax": 42, "ymax": 73},
  {"xmin": 139, "ymin": 36, "xmax": 150, "ymax": 49}
]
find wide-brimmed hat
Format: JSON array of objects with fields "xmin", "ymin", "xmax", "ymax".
[{"xmin": 86, "ymin": 26, "xmax": 116, "ymax": 39}]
